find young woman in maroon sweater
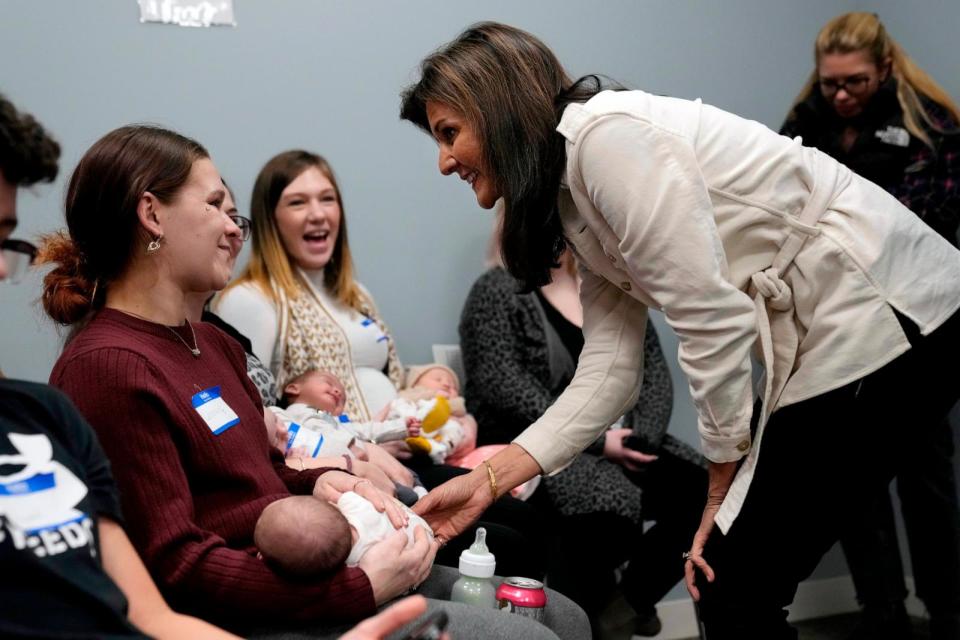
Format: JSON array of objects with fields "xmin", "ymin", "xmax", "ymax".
[{"xmin": 39, "ymin": 125, "xmax": 436, "ymax": 633}]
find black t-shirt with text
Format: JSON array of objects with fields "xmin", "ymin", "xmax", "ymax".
[{"xmin": 0, "ymin": 379, "xmax": 147, "ymax": 639}]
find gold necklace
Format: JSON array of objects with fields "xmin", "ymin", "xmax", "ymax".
[
  {"xmin": 168, "ymin": 321, "xmax": 201, "ymax": 358},
  {"xmin": 115, "ymin": 308, "xmax": 201, "ymax": 358}
]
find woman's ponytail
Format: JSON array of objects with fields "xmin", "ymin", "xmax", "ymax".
[{"xmin": 36, "ymin": 230, "xmax": 99, "ymax": 326}]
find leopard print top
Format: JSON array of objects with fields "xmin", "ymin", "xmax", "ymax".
[{"xmin": 459, "ymin": 268, "xmax": 703, "ymax": 523}]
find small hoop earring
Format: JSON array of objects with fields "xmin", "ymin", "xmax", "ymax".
[{"xmin": 147, "ymin": 236, "xmax": 162, "ymax": 253}]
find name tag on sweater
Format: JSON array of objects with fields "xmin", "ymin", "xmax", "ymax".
[
  {"xmin": 191, "ymin": 386, "xmax": 239, "ymax": 435},
  {"xmin": 285, "ymin": 422, "xmax": 325, "ymax": 458}
]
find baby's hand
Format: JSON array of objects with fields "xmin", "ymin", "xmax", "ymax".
[
  {"xmin": 350, "ymin": 442, "xmax": 370, "ymax": 461},
  {"xmin": 264, "ymin": 408, "xmax": 283, "ymax": 448},
  {"xmin": 286, "ymin": 445, "xmax": 309, "ymax": 459},
  {"xmin": 273, "ymin": 423, "xmax": 290, "ymax": 452},
  {"xmin": 405, "ymin": 417, "xmax": 422, "ymax": 438}
]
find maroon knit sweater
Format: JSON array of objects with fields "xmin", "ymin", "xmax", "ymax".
[{"xmin": 49, "ymin": 309, "xmax": 376, "ymax": 626}]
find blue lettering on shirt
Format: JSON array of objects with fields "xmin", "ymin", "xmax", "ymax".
[{"xmin": 0, "ymin": 472, "xmax": 55, "ymax": 496}]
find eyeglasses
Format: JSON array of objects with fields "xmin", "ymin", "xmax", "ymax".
[
  {"xmin": 228, "ymin": 215, "xmax": 252, "ymax": 241},
  {"xmin": 1, "ymin": 238, "xmax": 38, "ymax": 284},
  {"xmin": 818, "ymin": 74, "xmax": 872, "ymax": 98}
]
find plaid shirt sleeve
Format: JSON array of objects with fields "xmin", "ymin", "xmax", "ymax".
[{"xmin": 892, "ymin": 103, "xmax": 960, "ymax": 247}]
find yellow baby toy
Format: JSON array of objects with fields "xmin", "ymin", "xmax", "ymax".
[{"xmin": 405, "ymin": 395, "xmax": 450, "ymax": 455}]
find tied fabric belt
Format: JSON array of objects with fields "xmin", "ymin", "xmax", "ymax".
[{"xmin": 716, "ymin": 149, "xmax": 852, "ymax": 532}]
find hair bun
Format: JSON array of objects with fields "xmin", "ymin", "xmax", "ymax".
[{"xmin": 36, "ymin": 231, "xmax": 97, "ymax": 326}]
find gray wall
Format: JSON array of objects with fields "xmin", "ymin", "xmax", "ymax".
[
  {"xmin": 2, "ymin": 0, "xmax": 853, "ymax": 382},
  {"xmin": 2, "ymin": 0, "xmax": 958, "ymax": 601},
  {"xmin": 866, "ymin": 0, "xmax": 960, "ymax": 101}
]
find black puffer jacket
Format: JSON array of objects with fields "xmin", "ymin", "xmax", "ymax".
[{"xmin": 781, "ymin": 79, "xmax": 960, "ymax": 246}]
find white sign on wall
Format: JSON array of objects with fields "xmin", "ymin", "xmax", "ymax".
[{"xmin": 138, "ymin": 0, "xmax": 236, "ymax": 28}]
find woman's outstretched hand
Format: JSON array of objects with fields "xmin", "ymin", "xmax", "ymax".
[
  {"xmin": 415, "ymin": 444, "xmax": 543, "ymax": 543},
  {"xmin": 684, "ymin": 460, "xmax": 738, "ymax": 601},
  {"xmin": 412, "ymin": 468, "xmax": 492, "ymax": 544}
]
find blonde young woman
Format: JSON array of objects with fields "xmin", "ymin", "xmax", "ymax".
[
  {"xmin": 215, "ymin": 151, "xmax": 421, "ymax": 491},
  {"xmin": 781, "ymin": 13, "xmax": 960, "ymax": 639},
  {"xmin": 216, "ymin": 151, "xmax": 405, "ymax": 424},
  {"xmin": 782, "ymin": 12, "xmax": 960, "ymax": 247},
  {"xmin": 401, "ymin": 22, "xmax": 960, "ymax": 639}
]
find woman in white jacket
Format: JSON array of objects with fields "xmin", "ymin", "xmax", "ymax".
[{"xmin": 402, "ymin": 22, "xmax": 960, "ymax": 639}]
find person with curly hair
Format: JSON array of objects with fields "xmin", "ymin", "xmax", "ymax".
[
  {"xmin": 0, "ymin": 93, "xmax": 60, "ymax": 186},
  {"xmin": 0, "ymin": 93, "xmax": 60, "ymax": 289}
]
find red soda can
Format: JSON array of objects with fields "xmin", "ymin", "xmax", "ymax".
[{"xmin": 496, "ymin": 577, "xmax": 547, "ymax": 622}]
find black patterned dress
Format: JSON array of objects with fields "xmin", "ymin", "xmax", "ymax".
[{"xmin": 459, "ymin": 267, "xmax": 703, "ymax": 525}]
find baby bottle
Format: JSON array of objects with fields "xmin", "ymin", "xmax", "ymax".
[{"xmin": 450, "ymin": 527, "xmax": 497, "ymax": 608}]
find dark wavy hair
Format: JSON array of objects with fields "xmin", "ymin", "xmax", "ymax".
[
  {"xmin": 400, "ymin": 22, "xmax": 615, "ymax": 290},
  {"xmin": 0, "ymin": 93, "xmax": 60, "ymax": 186}
]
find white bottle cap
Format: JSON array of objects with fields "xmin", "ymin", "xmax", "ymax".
[{"xmin": 459, "ymin": 527, "xmax": 496, "ymax": 578}]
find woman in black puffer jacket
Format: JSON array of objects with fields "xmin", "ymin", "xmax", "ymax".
[{"xmin": 781, "ymin": 12, "xmax": 960, "ymax": 640}]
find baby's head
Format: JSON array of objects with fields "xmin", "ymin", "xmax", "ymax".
[
  {"xmin": 405, "ymin": 364, "xmax": 460, "ymax": 397},
  {"xmin": 283, "ymin": 370, "xmax": 347, "ymax": 414},
  {"xmin": 255, "ymin": 496, "xmax": 353, "ymax": 577}
]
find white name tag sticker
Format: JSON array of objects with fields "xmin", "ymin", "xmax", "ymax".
[
  {"xmin": 191, "ymin": 386, "xmax": 239, "ymax": 435},
  {"xmin": 285, "ymin": 423, "xmax": 325, "ymax": 458}
]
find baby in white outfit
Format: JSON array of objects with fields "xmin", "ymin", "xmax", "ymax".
[
  {"xmin": 393, "ymin": 364, "xmax": 477, "ymax": 464},
  {"xmin": 338, "ymin": 492, "xmax": 433, "ymax": 565},
  {"xmin": 264, "ymin": 370, "xmax": 428, "ymax": 505},
  {"xmin": 273, "ymin": 370, "xmax": 418, "ymax": 458},
  {"xmin": 255, "ymin": 492, "xmax": 433, "ymax": 576}
]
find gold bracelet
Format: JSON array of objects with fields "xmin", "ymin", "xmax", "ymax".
[{"xmin": 482, "ymin": 460, "xmax": 498, "ymax": 501}]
